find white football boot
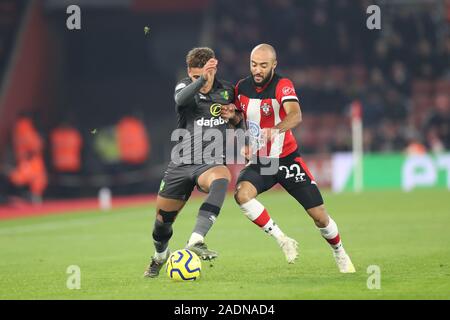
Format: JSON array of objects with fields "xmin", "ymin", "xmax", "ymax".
[
  {"xmin": 333, "ymin": 250, "xmax": 356, "ymax": 273},
  {"xmin": 277, "ymin": 236, "xmax": 299, "ymax": 264}
]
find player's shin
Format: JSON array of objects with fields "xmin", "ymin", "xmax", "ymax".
[
  {"xmin": 318, "ymin": 216, "xmax": 344, "ymax": 252},
  {"xmin": 319, "ymin": 215, "xmax": 356, "ymax": 273},
  {"xmin": 240, "ymin": 198, "xmax": 299, "ymax": 263},
  {"xmin": 239, "ymin": 199, "xmax": 284, "ymax": 240},
  {"xmin": 188, "ymin": 178, "xmax": 229, "ymax": 246},
  {"xmin": 152, "ymin": 210, "xmax": 177, "ymax": 260}
]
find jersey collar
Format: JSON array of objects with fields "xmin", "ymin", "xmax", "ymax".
[{"xmin": 253, "ymin": 73, "xmax": 276, "ymax": 93}]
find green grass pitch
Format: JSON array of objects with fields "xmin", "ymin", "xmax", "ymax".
[{"xmin": 0, "ymin": 190, "xmax": 449, "ymax": 299}]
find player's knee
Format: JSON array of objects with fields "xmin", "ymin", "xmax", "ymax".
[
  {"xmin": 156, "ymin": 209, "xmax": 178, "ymax": 223},
  {"xmin": 206, "ymin": 167, "xmax": 232, "ymax": 186},
  {"xmin": 153, "ymin": 210, "xmax": 177, "ymax": 242},
  {"xmin": 234, "ymin": 188, "xmax": 254, "ymax": 205},
  {"xmin": 308, "ymin": 205, "xmax": 328, "ymax": 227},
  {"xmin": 218, "ymin": 168, "xmax": 232, "ymax": 182}
]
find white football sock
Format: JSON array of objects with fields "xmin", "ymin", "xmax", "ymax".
[
  {"xmin": 319, "ymin": 216, "xmax": 344, "ymax": 252},
  {"xmin": 240, "ymin": 199, "xmax": 285, "ymax": 241},
  {"xmin": 154, "ymin": 247, "xmax": 169, "ymax": 260},
  {"xmin": 262, "ymin": 219, "xmax": 285, "ymax": 241},
  {"xmin": 187, "ymin": 232, "xmax": 204, "ymax": 247}
]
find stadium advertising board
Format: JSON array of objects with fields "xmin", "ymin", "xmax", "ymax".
[{"xmin": 332, "ymin": 153, "xmax": 450, "ymax": 192}]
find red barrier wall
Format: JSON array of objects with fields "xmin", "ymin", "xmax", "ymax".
[
  {"xmin": 0, "ymin": 0, "xmax": 55, "ymax": 159},
  {"xmin": 132, "ymin": 0, "xmax": 210, "ymax": 12}
]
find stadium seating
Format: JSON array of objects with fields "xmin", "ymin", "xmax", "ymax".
[
  {"xmin": 212, "ymin": 0, "xmax": 450, "ymax": 154},
  {"xmin": 0, "ymin": 0, "xmax": 26, "ymax": 82}
]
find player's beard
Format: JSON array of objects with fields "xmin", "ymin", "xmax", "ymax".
[{"xmin": 252, "ymin": 68, "xmax": 274, "ymax": 88}]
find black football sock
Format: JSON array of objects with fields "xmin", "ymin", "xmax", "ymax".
[{"xmin": 189, "ymin": 178, "xmax": 229, "ymax": 244}]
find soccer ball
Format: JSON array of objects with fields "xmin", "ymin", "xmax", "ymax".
[{"xmin": 166, "ymin": 249, "xmax": 201, "ymax": 281}]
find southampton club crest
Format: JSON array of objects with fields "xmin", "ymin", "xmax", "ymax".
[{"xmin": 260, "ymin": 103, "xmax": 272, "ymax": 116}]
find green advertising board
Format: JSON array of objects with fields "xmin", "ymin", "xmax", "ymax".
[{"xmin": 332, "ymin": 153, "xmax": 450, "ymax": 192}]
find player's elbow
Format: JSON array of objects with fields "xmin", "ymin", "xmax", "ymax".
[{"xmin": 174, "ymin": 94, "xmax": 182, "ymax": 106}]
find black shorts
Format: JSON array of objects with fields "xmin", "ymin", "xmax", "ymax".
[
  {"xmin": 158, "ymin": 162, "xmax": 223, "ymax": 201},
  {"xmin": 236, "ymin": 149, "xmax": 324, "ymax": 210}
]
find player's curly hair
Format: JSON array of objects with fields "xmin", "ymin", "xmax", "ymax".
[{"xmin": 186, "ymin": 47, "xmax": 215, "ymax": 68}]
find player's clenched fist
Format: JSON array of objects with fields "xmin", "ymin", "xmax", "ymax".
[
  {"xmin": 220, "ymin": 103, "xmax": 236, "ymax": 120},
  {"xmin": 202, "ymin": 58, "xmax": 218, "ymax": 81}
]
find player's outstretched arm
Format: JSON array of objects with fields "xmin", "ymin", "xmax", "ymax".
[
  {"xmin": 174, "ymin": 76, "xmax": 207, "ymax": 106},
  {"xmin": 174, "ymin": 58, "xmax": 217, "ymax": 106}
]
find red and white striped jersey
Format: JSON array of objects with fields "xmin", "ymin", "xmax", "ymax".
[{"xmin": 235, "ymin": 73, "xmax": 299, "ymax": 158}]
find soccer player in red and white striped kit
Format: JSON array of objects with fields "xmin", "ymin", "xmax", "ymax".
[{"xmin": 221, "ymin": 44, "xmax": 355, "ymax": 272}]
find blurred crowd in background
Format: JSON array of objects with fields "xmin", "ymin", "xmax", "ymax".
[
  {"xmin": 0, "ymin": 0, "xmax": 448, "ymax": 202},
  {"xmin": 213, "ymin": 0, "xmax": 450, "ymax": 154},
  {"xmin": 0, "ymin": 110, "xmax": 150, "ymax": 203}
]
